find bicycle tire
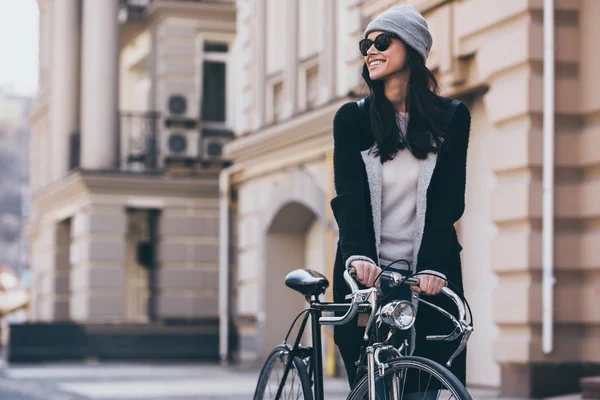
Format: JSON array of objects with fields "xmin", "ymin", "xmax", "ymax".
[
  {"xmin": 347, "ymin": 356, "xmax": 472, "ymax": 400},
  {"xmin": 254, "ymin": 345, "xmax": 314, "ymax": 400}
]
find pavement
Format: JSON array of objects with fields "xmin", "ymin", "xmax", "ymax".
[
  {"xmin": 0, "ymin": 361, "xmax": 584, "ymax": 400},
  {"xmin": 0, "ymin": 361, "xmax": 351, "ymax": 400}
]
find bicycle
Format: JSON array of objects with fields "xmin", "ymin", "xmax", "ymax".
[{"xmin": 253, "ymin": 267, "xmax": 474, "ymax": 400}]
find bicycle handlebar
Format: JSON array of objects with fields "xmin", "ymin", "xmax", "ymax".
[
  {"xmin": 318, "ymin": 268, "xmax": 472, "ymax": 367},
  {"xmin": 319, "ymin": 269, "xmax": 365, "ymax": 325},
  {"xmin": 318, "ymin": 270, "xmax": 468, "ymax": 330},
  {"xmin": 383, "ymin": 270, "xmax": 473, "ymax": 367},
  {"xmin": 383, "ymin": 270, "xmax": 468, "ymax": 333}
]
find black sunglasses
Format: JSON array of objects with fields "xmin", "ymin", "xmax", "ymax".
[{"xmin": 359, "ymin": 32, "xmax": 396, "ymax": 56}]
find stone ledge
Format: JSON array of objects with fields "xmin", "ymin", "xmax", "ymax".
[
  {"xmin": 7, "ymin": 321, "xmax": 225, "ymax": 364},
  {"xmin": 582, "ymin": 376, "xmax": 600, "ymax": 400},
  {"xmin": 501, "ymin": 363, "xmax": 600, "ymax": 398}
]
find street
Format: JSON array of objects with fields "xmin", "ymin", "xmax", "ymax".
[
  {"xmin": 0, "ymin": 362, "xmax": 351, "ymax": 400},
  {"xmin": 0, "ymin": 361, "xmax": 584, "ymax": 400}
]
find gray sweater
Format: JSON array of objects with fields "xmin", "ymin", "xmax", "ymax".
[{"xmin": 379, "ymin": 113, "xmax": 418, "ymax": 269}]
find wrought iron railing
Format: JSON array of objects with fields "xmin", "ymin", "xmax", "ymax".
[
  {"xmin": 68, "ymin": 112, "xmax": 160, "ymax": 173},
  {"xmin": 68, "ymin": 111, "xmax": 234, "ymax": 174},
  {"xmin": 120, "ymin": 111, "xmax": 160, "ymax": 172}
]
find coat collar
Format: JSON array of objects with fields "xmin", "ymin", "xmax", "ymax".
[{"xmin": 360, "ymin": 148, "xmax": 437, "ymax": 272}]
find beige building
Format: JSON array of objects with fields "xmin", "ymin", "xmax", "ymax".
[
  {"xmin": 25, "ymin": 0, "xmax": 235, "ymax": 359},
  {"xmin": 223, "ymin": 0, "xmax": 600, "ymax": 397},
  {"xmin": 27, "ymin": 0, "xmax": 600, "ymax": 396}
]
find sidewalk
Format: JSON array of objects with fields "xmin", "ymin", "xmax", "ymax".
[
  {"xmin": 0, "ymin": 361, "xmax": 583, "ymax": 400},
  {"xmin": 0, "ymin": 362, "xmax": 350, "ymax": 399}
]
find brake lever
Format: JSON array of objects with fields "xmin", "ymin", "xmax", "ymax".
[
  {"xmin": 446, "ymin": 323, "xmax": 473, "ymax": 367},
  {"xmin": 362, "ymin": 289, "xmax": 379, "ymax": 341},
  {"xmin": 416, "ymin": 296, "xmax": 463, "ymax": 341}
]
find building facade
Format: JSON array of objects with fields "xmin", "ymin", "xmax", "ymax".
[
  {"xmin": 28, "ymin": 0, "xmax": 600, "ymax": 395},
  {"xmin": 224, "ymin": 0, "xmax": 600, "ymax": 396},
  {"xmin": 27, "ymin": 0, "xmax": 234, "ymax": 334}
]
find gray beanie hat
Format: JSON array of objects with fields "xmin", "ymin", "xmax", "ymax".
[{"xmin": 364, "ymin": 5, "xmax": 433, "ymax": 62}]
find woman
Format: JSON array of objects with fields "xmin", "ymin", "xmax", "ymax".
[{"xmin": 330, "ymin": 5, "xmax": 471, "ymax": 390}]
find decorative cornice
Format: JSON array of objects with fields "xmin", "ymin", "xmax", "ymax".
[
  {"xmin": 27, "ymin": 170, "xmax": 220, "ymax": 236},
  {"xmin": 79, "ymin": 170, "xmax": 220, "ymax": 198},
  {"xmin": 146, "ymin": 0, "xmax": 235, "ymax": 31},
  {"xmin": 225, "ymin": 98, "xmax": 349, "ymax": 163},
  {"xmin": 361, "ymin": 0, "xmax": 453, "ymax": 18},
  {"xmin": 31, "ymin": 170, "xmax": 219, "ymax": 215},
  {"xmin": 32, "ymin": 172, "xmax": 87, "ymax": 211}
]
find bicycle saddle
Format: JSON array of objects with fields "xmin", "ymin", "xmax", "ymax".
[{"xmin": 284, "ymin": 269, "xmax": 329, "ymax": 297}]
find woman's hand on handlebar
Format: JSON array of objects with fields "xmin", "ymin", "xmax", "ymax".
[
  {"xmin": 410, "ymin": 275, "xmax": 445, "ymax": 295},
  {"xmin": 349, "ymin": 260, "xmax": 381, "ymax": 288}
]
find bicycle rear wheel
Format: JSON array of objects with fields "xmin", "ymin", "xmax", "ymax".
[
  {"xmin": 347, "ymin": 356, "xmax": 471, "ymax": 400},
  {"xmin": 254, "ymin": 345, "xmax": 313, "ymax": 400}
]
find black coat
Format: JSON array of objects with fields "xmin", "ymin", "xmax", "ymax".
[{"xmin": 330, "ymin": 96, "xmax": 471, "ymax": 387}]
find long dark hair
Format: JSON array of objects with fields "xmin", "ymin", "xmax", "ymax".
[{"xmin": 362, "ymin": 40, "xmax": 448, "ymax": 162}]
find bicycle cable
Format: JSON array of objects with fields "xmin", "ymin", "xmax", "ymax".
[
  {"xmin": 374, "ymin": 259, "xmax": 474, "ymax": 328},
  {"xmin": 351, "ymin": 259, "xmax": 474, "ymax": 328},
  {"xmin": 392, "ymin": 271, "xmax": 474, "ymax": 328},
  {"xmin": 374, "ymin": 258, "xmax": 410, "ymax": 287},
  {"xmin": 283, "ymin": 308, "xmax": 312, "ymax": 344}
]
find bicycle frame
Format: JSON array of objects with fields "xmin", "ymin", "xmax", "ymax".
[
  {"xmin": 272, "ymin": 269, "xmax": 472, "ymax": 400},
  {"xmin": 274, "ymin": 297, "xmax": 371, "ymax": 400}
]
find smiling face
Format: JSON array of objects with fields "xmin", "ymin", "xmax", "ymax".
[{"xmin": 364, "ymin": 31, "xmax": 408, "ymax": 81}]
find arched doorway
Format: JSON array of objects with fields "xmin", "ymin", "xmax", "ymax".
[{"xmin": 262, "ymin": 201, "xmax": 326, "ymax": 358}]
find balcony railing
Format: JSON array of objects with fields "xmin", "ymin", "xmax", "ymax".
[
  {"xmin": 120, "ymin": 111, "xmax": 160, "ymax": 172},
  {"xmin": 67, "ymin": 111, "xmax": 235, "ymax": 175},
  {"xmin": 69, "ymin": 111, "xmax": 160, "ymax": 173}
]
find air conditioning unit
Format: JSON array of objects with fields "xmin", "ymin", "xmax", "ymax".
[
  {"xmin": 201, "ymin": 136, "xmax": 227, "ymax": 161},
  {"xmin": 161, "ymin": 90, "xmax": 199, "ymax": 120},
  {"xmin": 199, "ymin": 125, "xmax": 235, "ymax": 162},
  {"xmin": 162, "ymin": 129, "xmax": 200, "ymax": 159}
]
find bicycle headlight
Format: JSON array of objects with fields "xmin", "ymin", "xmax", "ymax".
[{"xmin": 380, "ymin": 300, "xmax": 416, "ymax": 330}]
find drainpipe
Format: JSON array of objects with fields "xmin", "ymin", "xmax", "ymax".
[
  {"xmin": 542, "ymin": 0, "xmax": 555, "ymax": 355},
  {"xmin": 219, "ymin": 162, "xmax": 243, "ymax": 365}
]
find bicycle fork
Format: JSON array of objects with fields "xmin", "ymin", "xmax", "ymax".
[
  {"xmin": 367, "ymin": 347, "xmax": 376, "ymax": 399},
  {"xmin": 366, "ymin": 344, "xmax": 405, "ymax": 400}
]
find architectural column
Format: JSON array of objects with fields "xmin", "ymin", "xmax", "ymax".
[
  {"xmin": 50, "ymin": 0, "xmax": 80, "ymax": 181},
  {"xmin": 284, "ymin": 0, "xmax": 299, "ymax": 118},
  {"xmin": 576, "ymin": 0, "xmax": 600, "ymax": 371},
  {"xmin": 253, "ymin": 0, "xmax": 266, "ymax": 130},
  {"xmin": 157, "ymin": 205, "xmax": 220, "ymax": 320},
  {"xmin": 476, "ymin": 0, "xmax": 596, "ymax": 396},
  {"xmin": 70, "ymin": 205, "xmax": 127, "ymax": 322},
  {"xmin": 80, "ymin": 0, "xmax": 119, "ymax": 170},
  {"xmin": 32, "ymin": 220, "xmax": 71, "ymax": 321},
  {"xmin": 319, "ymin": 0, "xmax": 336, "ymax": 105}
]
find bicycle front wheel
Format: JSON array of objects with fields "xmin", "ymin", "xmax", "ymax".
[
  {"xmin": 347, "ymin": 356, "xmax": 471, "ymax": 400},
  {"xmin": 254, "ymin": 345, "xmax": 313, "ymax": 400}
]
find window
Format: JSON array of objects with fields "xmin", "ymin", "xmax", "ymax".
[
  {"xmin": 201, "ymin": 40, "xmax": 230, "ymax": 123},
  {"xmin": 306, "ymin": 66, "xmax": 319, "ymax": 110},
  {"xmin": 204, "ymin": 42, "xmax": 228, "ymax": 53},
  {"xmin": 273, "ymin": 81, "xmax": 283, "ymax": 123},
  {"xmin": 202, "ymin": 60, "xmax": 226, "ymax": 122}
]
